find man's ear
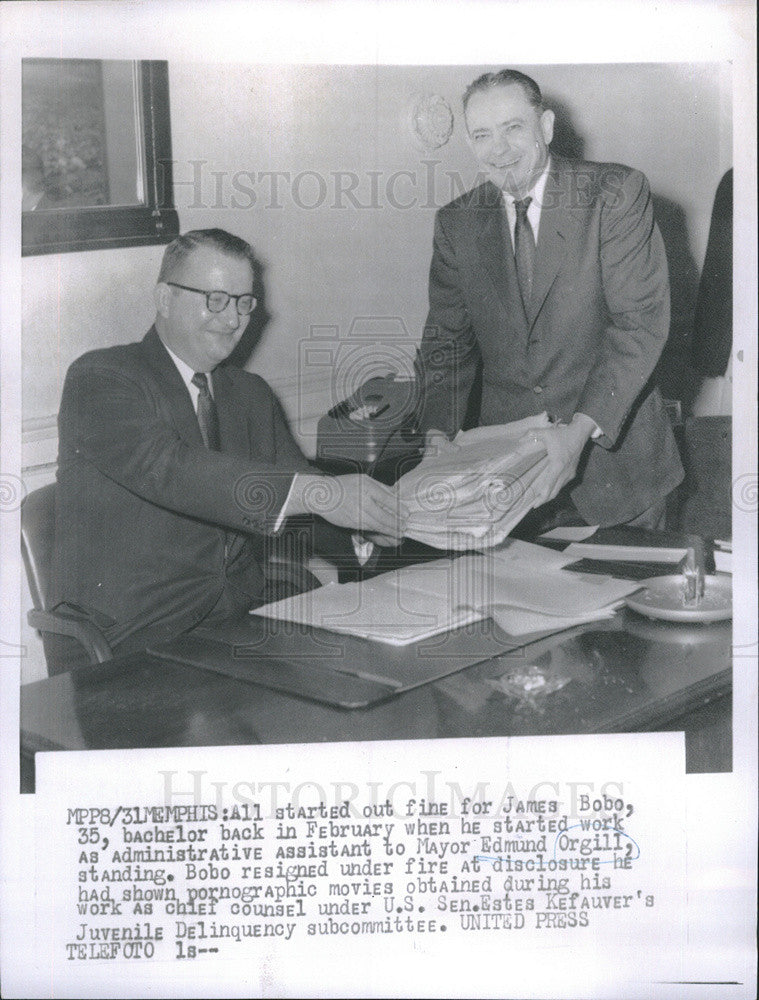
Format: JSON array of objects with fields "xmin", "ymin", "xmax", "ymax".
[
  {"xmin": 154, "ymin": 282, "xmax": 171, "ymax": 318},
  {"xmin": 540, "ymin": 108, "xmax": 555, "ymax": 146}
]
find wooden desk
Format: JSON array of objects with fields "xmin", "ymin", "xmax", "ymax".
[{"xmin": 20, "ymin": 609, "xmax": 731, "ymax": 791}]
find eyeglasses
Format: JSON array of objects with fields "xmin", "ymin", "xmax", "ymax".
[{"xmin": 166, "ymin": 281, "xmax": 257, "ymax": 316}]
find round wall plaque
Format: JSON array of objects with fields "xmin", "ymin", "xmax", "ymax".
[{"xmin": 408, "ymin": 93, "xmax": 454, "ymax": 150}]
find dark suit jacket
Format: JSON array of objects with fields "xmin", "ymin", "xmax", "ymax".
[
  {"xmin": 51, "ymin": 327, "xmax": 312, "ymax": 657},
  {"xmin": 416, "ymin": 156, "xmax": 684, "ymax": 526},
  {"xmin": 692, "ymin": 168, "xmax": 732, "ymax": 377}
]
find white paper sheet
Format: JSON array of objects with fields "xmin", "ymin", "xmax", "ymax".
[
  {"xmin": 251, "ymin": 557, "xmax": 490, "ymax": 644},
  {"xmin": 2, "ymin": 8, "xmax": 755, "ymax": 1000},
  {"xmin": 486, "ymin": 600, "xmax": 623, "ymax": 636}
]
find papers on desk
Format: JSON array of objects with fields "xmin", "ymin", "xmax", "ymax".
[
  {"xmin": 490, "ymin": 536, "xmax": 577, "ymax": 571},
  {"xmin": 486, "ymin": 602, "xmax": 623, "ymax": 637},
  {"xmin": 478, "ymin": 541, "xmax": 640, "ymax": 635},
  {"xmin": 396, "ymin": 415, "xmax": 552, "ymax": 550},
  {"xmin": 486, "ymin": 544, "xmax": 640, "ymax": 616},
  {"xmin": 555, "ymin": 527, "xmax": 698, "ymax": 565},
  {"xmin": 562, "ymin": 541, "xmax": 689, "ymax": 563},
  {"xmin": 252, "ymin": 556, "xmax": 488, "ymax": 645},
  {"xmin": 251, "ymin": 541, "xmax": 641, "ymax": 644}
]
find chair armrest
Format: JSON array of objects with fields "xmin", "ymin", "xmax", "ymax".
[{"xmin": 27, "ymin": 609, "xmax": 113, "ymax": 664}]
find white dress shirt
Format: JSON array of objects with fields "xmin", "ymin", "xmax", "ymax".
[
  {"xmin": 501, "ymin": 158, "xmax": 551, "ymax": 250},
  {"xmin": 162, "ymin": 341, "xmax": 213, "ymax": 407}
]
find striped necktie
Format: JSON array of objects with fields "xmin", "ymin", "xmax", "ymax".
[
  {"xmin": 513, "ymin": 195, "xmax": 536, "ymax": 309},
  {"xmin": 191, "ymin": 372, "xmax": 220, "ymax": 450}
]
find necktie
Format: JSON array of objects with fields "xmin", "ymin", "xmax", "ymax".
[
  {"xmin": 513, "ymin": 196, "xmax": 536, "ymax": 309},
  {"xmin": 191, "ymin": 372, "xmax": 220, "ymax": 450}
]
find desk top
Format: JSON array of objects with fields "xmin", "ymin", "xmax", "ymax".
[{"xmin": 21, "ymin": 609, "xmax": 731, "ymax": 774}]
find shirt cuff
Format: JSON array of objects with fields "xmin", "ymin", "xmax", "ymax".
[
  {"xmin": 576, "ymin": 412, "xmax": 604, "ymax": 440},
  {"xmin": 351, "ymin": 533, "xmax": 375, "ymax": 566}
]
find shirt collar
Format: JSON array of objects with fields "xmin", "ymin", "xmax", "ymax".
[
  {"xmin": 502, "ymin": 155, "xmax": 551, "ymax": 207},
  {"xmin": 160, "ymin": 338, "xmax": 214, "ymax": 396}
]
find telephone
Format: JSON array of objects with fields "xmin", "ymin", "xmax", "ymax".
[{"xmin": 316, "ymin": 375, "xmax": 424, "ymax": 481}]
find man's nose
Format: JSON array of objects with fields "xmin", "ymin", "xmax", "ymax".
[
  {"xmin": 221, "ymin": 300, "xmax": 241, "ymax": 328},
  {"xmin": 492, "ymin": 130, "xmax": 513, "ymax": 156}
]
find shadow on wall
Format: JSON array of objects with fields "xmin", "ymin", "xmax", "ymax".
[
  {"xmin": 225, "ymin": 257, "xmax": 271, "ymax": 370},
  {"xmin": 547, "ymin": 95, "xmax": 586, "ymax": 161}
]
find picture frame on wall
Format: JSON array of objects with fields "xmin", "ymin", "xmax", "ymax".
[{"xmin": 21, "ymin": 58, "xmax": 179, "ymax": 256}]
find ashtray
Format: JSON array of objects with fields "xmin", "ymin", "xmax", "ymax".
[{"xmin": 625, "ymin": 573, "xmax": 732, "ymax": 623}]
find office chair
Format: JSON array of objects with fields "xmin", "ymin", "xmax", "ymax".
[
  {"xmin": 20, "ymin": 483, "xmax": 113, "ymax": 672},
  {"xmin": 21, "ymin": 484, "xmax": 333, "ymax": 673}
]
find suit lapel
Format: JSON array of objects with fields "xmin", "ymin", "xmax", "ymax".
[
  {"xmin": 528, "ymin": 157, "xmax": 576, "ymax": 327},
  {"xmin": 141, "ymin": 327, "xmax": 206, "ymax": 448},
  {"xmin": 142, "ymin": 329, "xmax": 251, "ymax": 460},
  {"xmin": 474, "ymin": 183, "xmax": 529, "ymax": 330},
  {"xmin": 142, "ymin": 329, "xmax": 243, "ymax": 554}
]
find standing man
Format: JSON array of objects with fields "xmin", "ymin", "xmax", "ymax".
[
  {"xmin": 416, "ymin": 70, "xmax": 683, "ymax": 531},
  {"xmin": 49, "ymin": 228, "xmax": 404, "ymax": 671}
]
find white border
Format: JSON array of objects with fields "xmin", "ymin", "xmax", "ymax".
[{"xmin": 1, "ymin": 2, "xmax": 756, "ymax": 997}]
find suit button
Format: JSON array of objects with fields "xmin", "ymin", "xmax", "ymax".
[{"xmin": 533, "ymin": 385, "xmax": 543, "ymax": 394}]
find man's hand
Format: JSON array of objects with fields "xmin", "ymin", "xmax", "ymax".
[
  {"xmin": 517, "ymin": 414, "xmax": 596, "ymax": 508},
  {"xmin": 288, "ymin": 473, "xmax": 408, "ymax": 546}
]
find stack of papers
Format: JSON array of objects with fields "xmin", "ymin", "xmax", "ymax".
[
  {"xmin": 252, "ymin": 541, "xmax": 642, "ymax": 644},
  {"xmin": 396, "ymin": 416, "xmax": 551, "ymax": 550}
]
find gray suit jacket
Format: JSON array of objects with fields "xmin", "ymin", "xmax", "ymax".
[
  {"xmin": 52, "ymin": 327, "xmax": 311, "ymax": 656},
  {"xmin": 417, "ymin": 156, "xmax": 683, "ymax": 526}
]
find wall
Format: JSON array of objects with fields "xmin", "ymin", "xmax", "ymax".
[{"xmin": 20, "ymin": 61, "xmax": 732, "ymax": 681}]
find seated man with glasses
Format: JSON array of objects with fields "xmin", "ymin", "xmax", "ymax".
[{"xmin": 49, "ymin": 228, "xmax": 406, "ymax": 672}]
